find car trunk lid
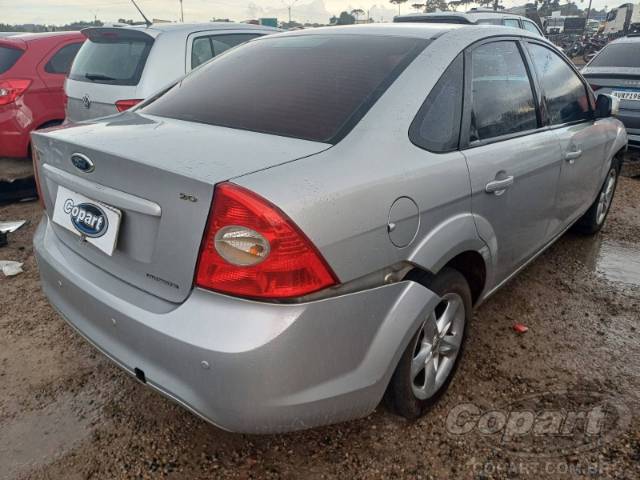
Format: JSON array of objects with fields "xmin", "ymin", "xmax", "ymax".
[
  {"xmin": 582, "ymin": 67, "xmax": 640, "ymax": 111},
  {"xmin": 31, "ymin": 113, "xmax": 331, "ymax": 303}
]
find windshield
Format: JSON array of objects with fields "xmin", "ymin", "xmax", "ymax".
[
  {"xmin": 0, "ymin": 46, "xmax": 23, "ymax": 74},
  {"xmin": 69, "ymin": 36, "xmax": 153, "ymax": 85},
  {"xmin": 589, "ymin": 43, "xmax": 640, "ymax": 68},
  {"xmin": 142, "ymin": 34, "xmax": 428, "ymax": 144}
]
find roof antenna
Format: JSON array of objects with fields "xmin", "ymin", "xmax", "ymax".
[{"xmin": 130, "ymin": 0, "xmax": 152, "ymax": 27}]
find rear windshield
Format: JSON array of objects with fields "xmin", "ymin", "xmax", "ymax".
[
  {"xmin": 589, "ymin": 43, "xmax": 640, "ymax": 68},
  {"xmin": 0, "ymin": 46, "xmax": 23, "ymax": 74},
  {"xmin": 142, "ymin": 34, "xmax": 428, "ymax": 144},
  {"xmin": 69, "ymin": 36, "xmax": 153, "ymax": 86}
]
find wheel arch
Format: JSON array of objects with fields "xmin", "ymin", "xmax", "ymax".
[{"xmin": 403, "ymin": 213, "xmax": 492, "ymax": 306}]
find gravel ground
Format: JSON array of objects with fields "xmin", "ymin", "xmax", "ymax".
[{"xmin": 1, "ymin": 171, "xmax": 639, "ymax": 480}]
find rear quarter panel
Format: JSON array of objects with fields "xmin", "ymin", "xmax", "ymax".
[{"xmin": 235, "ymin": 32, "xmax": 487, "ymax": 284}]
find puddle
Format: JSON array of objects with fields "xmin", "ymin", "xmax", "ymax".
[{"xmin": 595, "ymin": 241, "xmax": 640, "ymax": 287}]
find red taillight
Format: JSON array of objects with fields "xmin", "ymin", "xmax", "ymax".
[
  {"xmin": 115, "ymin": 99, "xmax": 143, "ymax": 112},
  {"xmin": 0, "ymin": 79, "xmax": 32, "ymax": 106},
  {"xmin": 195, "ymin": 183, "xmax": 338, "ymax": 299}
]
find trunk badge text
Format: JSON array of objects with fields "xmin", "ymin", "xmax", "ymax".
[
  {"xmin": 179, "ymin": 193, "xmax": 198, "ymax": 202},
  {"xmin": 71, "ymin": 153, "xmax": 95, "ymax": 173}
]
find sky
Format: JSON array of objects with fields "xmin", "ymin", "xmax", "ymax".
[{"xmin": 0, "ymin": 0, "xmax": 613, "ymax": 26}]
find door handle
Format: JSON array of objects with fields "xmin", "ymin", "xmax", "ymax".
[
  {"xmin": 564, "ymin": 150, "xmax": 583, "ymax": 163},
  {"xmin": 485, "ymin": 176, "xmax": 514, "ymax": 195}
]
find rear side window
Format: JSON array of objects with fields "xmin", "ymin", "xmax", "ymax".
[
  {"xmin": 527, "ymin": 43, "xmax": 591, "ymax": 125},
  {"xmin": 503, "ymin": 19, "xmax": 520, "ymax": 28},
  {"xmin": 191, "ymin": 33, "xmax": 262, "ymax": 69},
  {"xmin": 144, "ymin": 35, "xmax": 429, "ymax": 144},
  {"xmin": 589, "ymin": 43, "xmax": 640, "ymax": 68},
  {"xmin": 470, "ymin": 41, "xmax": 537, "ymax": 142},
  {"xmin": 0, "ymin": 46, "xmax": 23, "ymax": 74},
  {"xmin": 522, "ymin": 20, "xmax": 541, "ymax": 34},
  {"xmin": 410, "ymin": 54, "xmax": 463, "ymax": 152},
  {"xmin": 69, "ymin": 36, "xmax": 153, "ymax": 85},
  {"xmin": 45, "ymin": 42, "xmax": 83, "ymax": 74}
]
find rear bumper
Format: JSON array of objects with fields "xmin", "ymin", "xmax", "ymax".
[
  {"xmin": 616, "ymin": 109, "xmax": 640, "ymax": 148},
  {"xmin": 0, "ymin": 104, "xmax": 31, "ymax": 158},
  {"xmin": 34, "ymin": 216, "xmax": 438, "ymax": 433}
]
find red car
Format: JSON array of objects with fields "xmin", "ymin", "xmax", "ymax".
[{"xmin": 0, "ymin": 32, "xmax": 84, "ymax": 159}]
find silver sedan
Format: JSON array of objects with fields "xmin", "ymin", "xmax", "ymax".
[{"xmin": 32, "ymin": 24, "xmax": 627, "ymax": 433}]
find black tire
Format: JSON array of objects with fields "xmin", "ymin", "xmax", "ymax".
[
  {"xmin": 387, "ymin": 267, "xmax": 472, "ymax": 420},
  {"xmin": 572, "ymin": 162, "xmax": 620, "ymax": 235}
]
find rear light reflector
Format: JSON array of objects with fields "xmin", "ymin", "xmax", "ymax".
[
  {"xmin": 195, "ymin": 183, "xmax": 338, "ymax": 299},
  {"xmin": 0, "ymin": 79, "xmax": 32, "ymax": 106},
  {"xmin": 115, "ymin": 99, "xmax": 143, "ymax": 112}
]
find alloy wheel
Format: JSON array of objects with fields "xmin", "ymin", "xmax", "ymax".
[
  {"xmin": 410, "ymin": 293, "xmax": 466, "ymax": 400},
  {"xmin": 596, "ymin": 169, "xmax": 617, "ymax": 226}
]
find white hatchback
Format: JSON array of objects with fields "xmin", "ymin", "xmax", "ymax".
[{"xmin": 65, "ymin": 22, "xmax": 278, "ymax": 122}]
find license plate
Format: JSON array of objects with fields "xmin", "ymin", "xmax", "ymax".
[
  {"xmin": 52, "ymin": 186, "xmax": 122, "ymax": 256},
  {"xmin": 612, "ymin": 90, "xmax": 640, "ymax": 101}
]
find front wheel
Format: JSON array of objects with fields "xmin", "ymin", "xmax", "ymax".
[
  {"xmin": 388, "ymin": 267, "xmax": 472, "ymax": 419},
  {"xmin": 573, "ymin": 164, "xmax": 619, "ymax": 235}
]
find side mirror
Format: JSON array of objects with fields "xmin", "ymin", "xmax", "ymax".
[{"xmin": 594, "ymin": 94, "xmax": 620, "ymax": 119}]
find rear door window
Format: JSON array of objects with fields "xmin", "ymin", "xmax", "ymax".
[
  {"xmin": 0, "ymin": 46, "xmax": 23, "ymax": 74},
  {"xmin": 410, "ymin": 54, "xmax": 463, "ymax": 152},
  {"xmin": 45, "ymin": 42, "xmax": 83, "ymax": 74},
  {"xmin": 588, "ymin": 42, "xmax": 640, "ymax": 68},
  {"xmin": 522, "ymin": 20, "xmax": 542, "ymax": 34},
  {"xmin": 191, "ymin": 33, "xmax": 263, "ymax": 69},
  {"xmin": 527, "ymin": 42, "xmax": 591, "ymax": 125},
  {"xmin": 503, "ymin": 19, "xmax": 521, "ymax": 28},
  {"xmin": 144, "ymin": 35, "xmax": 429, "ymax": 144},
  {"xmin": 469, "ymin": 41, "xmax": 538, "ymax": 142},
  {"xmin": 69, "ymin": 36, "xmax": 153, "ymax": 85}
]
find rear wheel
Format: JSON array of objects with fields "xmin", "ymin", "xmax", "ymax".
[
  {"xmin": 388, "ymin": 267, "xmax": 471, "ymax": 419},
  {"xmin": 573, "ymin": 163, "xmax": 619, "ymax": 235}
]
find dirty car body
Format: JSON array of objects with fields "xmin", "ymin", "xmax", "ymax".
[{"xmin": 32, "ymin": 25, "xmax": 627, "ymax": 433}]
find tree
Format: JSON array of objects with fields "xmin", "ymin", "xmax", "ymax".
[
  {"xmin": 411, "ymin": 3, "xmax": 426, "ymax": 11},
  {"xmin": 390, "ymin": 0, "xmax": 409, "ymax": 15},
  {"xmin": 350, "ymin": 8, "xmax": 365, "ymax": 21},
  {"xmin": 425, "ymin": 0, "xmax": 450, "ymax": 11},
  {"xmin": 334, "ymin": 11, "xmax": 356, "ymax": 25}
]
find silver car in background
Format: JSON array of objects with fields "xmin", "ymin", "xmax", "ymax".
[
  {"xmin": 33, "ymin": 24, "xmax": 626, "ymax": 433},
  {"xmin": 582, "ymin": 35, "xmax": 640, "ymax": 149},
  {"xmin": 65, "ymin": 22, "xmax": 278, "ymax": 122}
]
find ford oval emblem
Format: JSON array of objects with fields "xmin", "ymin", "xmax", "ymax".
[
  {"xmin": 70, "ymin": 153, "xmax": 94, "ymax": 173},
  {"xmin": 63, "ymin": 199, "xmax": 108, "ymax": 238}
]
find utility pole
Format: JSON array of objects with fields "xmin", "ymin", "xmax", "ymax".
[
  {"xmin": 583, "ymin": 0, "xmax": 593, "ymax": 35},
  {"xmin": 180, "ymin": 0, "xmax": 184, "ymax": 22},
  {"xmin": 283, "ymin": 0, "xmax": 298, "ymax": 24}
]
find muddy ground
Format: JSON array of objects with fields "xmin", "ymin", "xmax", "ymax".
[{"xmin": 1, "ymin": 167, "xmax": 639, "ymax": 480}]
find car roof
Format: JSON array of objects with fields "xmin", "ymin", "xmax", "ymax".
[
  {"xmin": 1, "ymin": 31, "xmax": 84, "ymax": 43},
  {"xmin": 116, "ymin": 22, "xmax": 278, "ymax": 37},
  {"xmin": 609, "ymin": 34, "xmax": 640, "ymax": 44},
  {"xmin": 395, "ymin": 11, "xmax": 528, "ymax": 24},
  {"xmin": 264, "ymin": 22, "xmax": 541, "ymax": 42}
]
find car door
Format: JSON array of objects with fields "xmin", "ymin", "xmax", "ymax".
[
  {"xmin": 37, "ymin": 40, "xmax": 83, "ymax": 120},
  {"xmin": 461, "ymin": 39, "xmax": 564, "ymax": 285},
  {"xmin": 525, "ymin": 41, "xmax": 608, "ymax": 233},
  {"xmin": 186, "ymin": 31, "xmax": 265, "ymax": 72}
]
